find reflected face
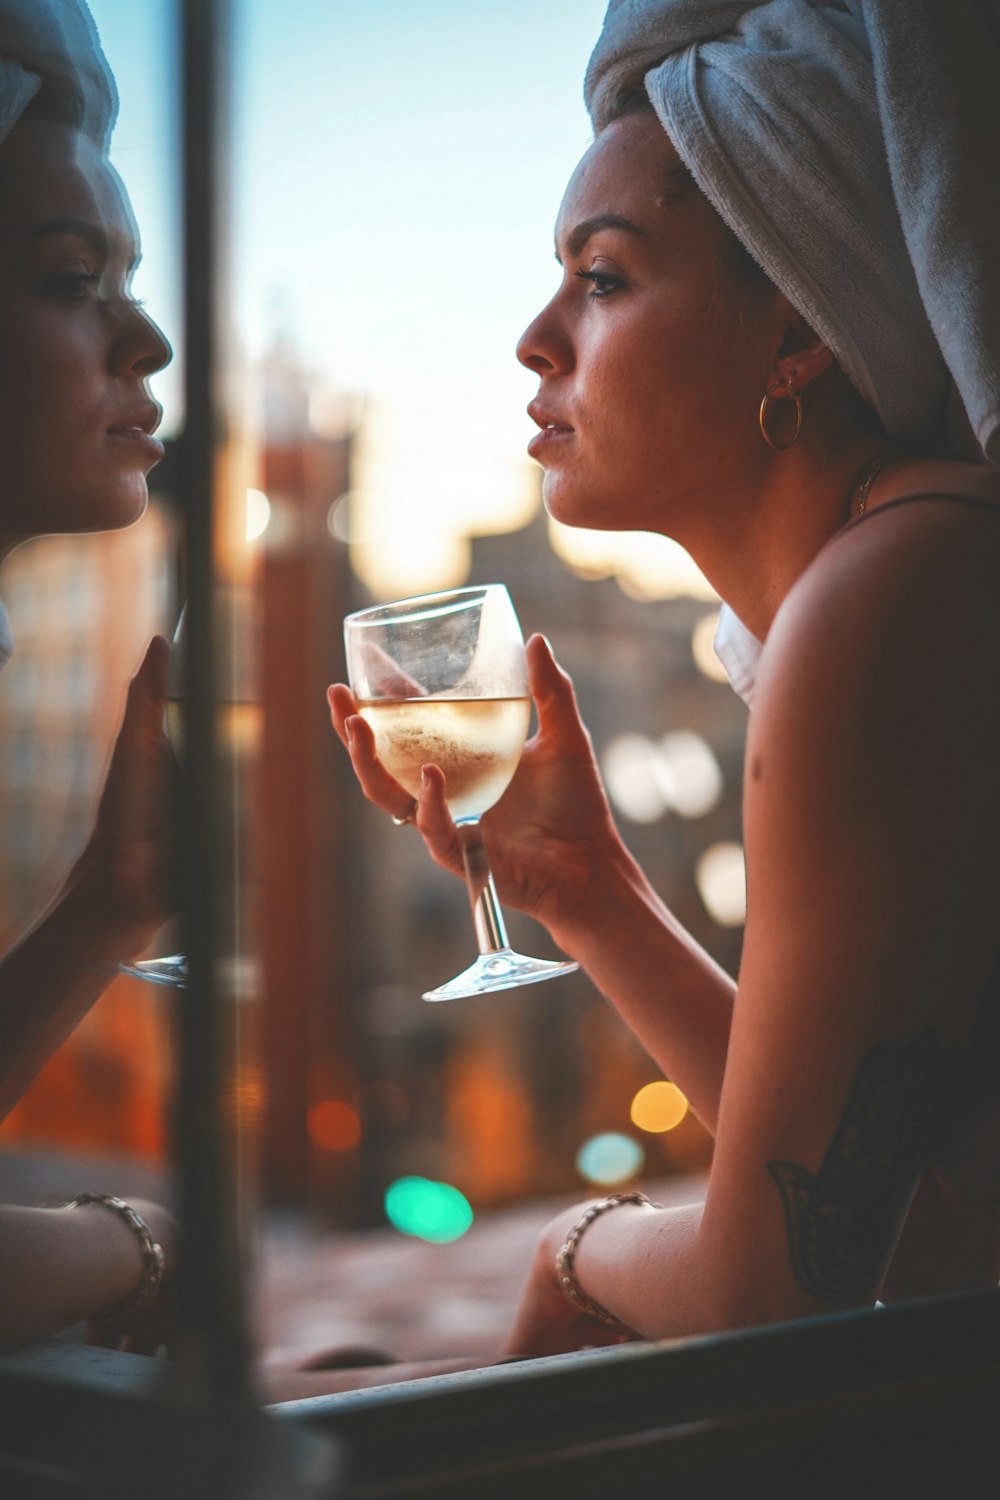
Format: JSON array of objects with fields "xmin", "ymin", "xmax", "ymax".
[
  {"xmin": 517, "ymin": 112, "xmax": 779, "ymax": 538},
  {"xmin": 0, "ymin": 115, "xmax": 171, "ymax": 542}
]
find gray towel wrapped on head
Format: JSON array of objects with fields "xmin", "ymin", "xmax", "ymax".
[
  {"xmin": 0, "ymin": 0, "xmax": 116, "ymax": 154},
  {"xmin": 586, "ymin": 0, "xmax": 1000, "ymax": 464}
]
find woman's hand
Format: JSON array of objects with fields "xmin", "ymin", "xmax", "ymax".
[
  {"xmin": 501, "ymin": 1201, "xmax": 641, "ymax": 1360},
  {"xmin": 75, "ymin": 636, "xmax": 178, "ymax": 957},
  {"xmin": 328, "ymin": 635, "xmax": 625, "ymax": 944}
]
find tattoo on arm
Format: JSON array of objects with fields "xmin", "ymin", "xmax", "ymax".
[{"xmin": 767, "ymin": 1028, "xmax": 951, "ymax": 1302}]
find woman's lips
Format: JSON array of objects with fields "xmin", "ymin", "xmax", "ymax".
[
  {"xmin": 106, "ymin": 426, "xmax": 166, "ymax": 461},
  {"xmin": 527, "ymin": 424, "xmax": 573, "ymax": 460},
  {"xmin": 527, "ymin": 403, "xmax": 574, "ymax": 461},
  {"xmin": 106, "ymin": 402, "xmax": 165, "ymax": 460}
]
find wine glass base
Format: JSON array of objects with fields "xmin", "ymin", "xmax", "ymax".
[
  {"xmin": 422, "ymin": 949, "xmax": 579, "ymax": 1002},
  {"xmin": 118, "ymin": 954, "xmax": 189, "ymax": 988}
]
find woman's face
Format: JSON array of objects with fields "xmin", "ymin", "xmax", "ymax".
[
  {"xmin": 0, "ymin": 115, "xmax": 171, "ymax": 541},
  {"xmin": 517, "ymin": 112, "xmax": 780, "ymax": 541}
]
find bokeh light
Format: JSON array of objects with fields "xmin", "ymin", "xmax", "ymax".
[
  {"xmin": 602, "ymin": 734, "xmax": 665, "ymax": 823},
  {"xmin": 656, "ymin": 731, "xmax": 723, "ymax": 819},
  {"xmin": 696, "ymin": 842, "xmax": 747, "ymax": 926},
  {"xmin": 547, "ymin": 520, "xmax": 718, "ymax": 602},
  {"xmin": 307, "ymin": 1098, "xmax": 362, "ymax": 1152},
  {"xmin": 384, "ymin": 1176, "xmax": 474, "ymax": 1243},
  {"xmin": 245, "ymin": 487, "xmax": 271, "ymax": 543},
  {"xmin": 576, "ymin": 1132, "xmax": 645, "ymax": 1186},
  {"xmin": 346, "ymin": 383, "xmax": 539, "ymax": 597},
  {"xmin": 603, "ymin": 729, "xmax": 723, "ymax": 824},
  {"xmin": 630, "ymin": 1081, "xmax": 689, "ymax": 1133}
]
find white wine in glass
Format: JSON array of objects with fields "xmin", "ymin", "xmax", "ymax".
[{"xmin": 344, "ymin": 584, "xmax": 579, "ymax": 1002}]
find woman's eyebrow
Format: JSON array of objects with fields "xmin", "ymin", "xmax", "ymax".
[
  {"xmin": 33, "ymin": 216, "xmax": 111, "ymax": 257},
  {"xmin": 555, "ymin": 213, "xmax": 648, "ymax": 263},
  {"xmin": 32, "ymin": 217, "xmax": 143, "ymax": 273}
]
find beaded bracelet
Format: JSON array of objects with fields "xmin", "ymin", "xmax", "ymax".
[
  {"xmin": 555, "ymin": 1190, "xmax": 660, "ymax": 1328},
  {"xmin": 64, "ymin": 1192, "xmax": 165, "ymax": 1318}
]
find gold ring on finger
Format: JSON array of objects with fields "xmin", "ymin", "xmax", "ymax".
[{"xmin": 391, "ymin": 799, "xmax": 418, "ymax": 827}]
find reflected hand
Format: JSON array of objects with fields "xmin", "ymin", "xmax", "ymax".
[
  {"xmin": 78, "ymin": 637, "xmax": 179, "ymax": 954},
  {"xmin": 328, "ymin": 634, "xmax": 624, "ymax": 945},
  {"xmin": 87, "ymin": 1198, "xmax": 180, "ymax": 1357}
]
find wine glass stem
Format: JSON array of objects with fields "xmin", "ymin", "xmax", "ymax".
[{"xmin": 458, "ymin": 820, "xmax": 509, "ymax": 955}]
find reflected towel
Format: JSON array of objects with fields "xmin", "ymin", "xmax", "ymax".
[
  {"xmin": 585, "ymin": 0, "xmax": 1000, "ymax": 463},
  {"xmin": 0, "ymin": 0, "xmax": 115, "ymax": 152}
]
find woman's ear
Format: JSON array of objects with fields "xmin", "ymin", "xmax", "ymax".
[{"xmin": 770, "ymin": 301, "xmax": 836, "ymax": 393}]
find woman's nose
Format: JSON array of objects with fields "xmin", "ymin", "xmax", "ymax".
[
  {"xmin": 516, "ymin": 300, "xmax": 566, "ymax": 376},
  {"xmin": 115, "ymin": 303, "xmax": 173, "ymax": 379}
]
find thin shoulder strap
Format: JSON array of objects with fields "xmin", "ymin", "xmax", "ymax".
[{"xmin": 852, "ymin": 468, "xmax": 1000, "ymax": 530}]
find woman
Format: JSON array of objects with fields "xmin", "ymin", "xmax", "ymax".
[
  {"xmin": 0, "ymin": 0, "xmax": 177, "ymax": 1353},
  {"xmin": 330, "ymin": 0, "xmax": 1000, "ymax": 1359}
]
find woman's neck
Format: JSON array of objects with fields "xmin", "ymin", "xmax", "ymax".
[{"xmin": 679, "ymin": 437, "xmax": 904, "ymax": 642}]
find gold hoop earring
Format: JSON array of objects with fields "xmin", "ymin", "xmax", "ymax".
[{"xmin": 759, "ymin": 380, "xmax": 803, "ymax": 450}]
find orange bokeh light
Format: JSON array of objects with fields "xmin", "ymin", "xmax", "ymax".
[
  {"xmin": 308, "ymin": 1098, "xmax": 362, "ymax": 1152},
  {"xmin": 630, "ymin": 1081, "xmax": 689, "ymax": 1134}
]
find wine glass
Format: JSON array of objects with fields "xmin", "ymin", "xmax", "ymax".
[
  {"xmin": 344, "ymin": 584, "xmax": 579, "ymax": 1002},
  {"xmin": 118, "ymin": 609, "xmax": 187, "ymax": 988}
]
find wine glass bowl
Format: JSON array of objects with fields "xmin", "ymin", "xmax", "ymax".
[{"xmin": 344, "ymin": 585, "xmax": 578, "ymax": 1001}]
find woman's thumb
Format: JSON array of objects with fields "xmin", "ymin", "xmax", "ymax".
[{"xmin": 525, "ymin": 634, "xmax": 590, "ymax": 747}]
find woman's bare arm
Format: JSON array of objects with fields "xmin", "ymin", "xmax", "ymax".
[
  {"xmin": 0, "ymin": 1197, "xmax": 178, "ymax": 1353},
  {"xmin": 506, "ymin": 504, "xmax": 1000, "ymax": 1347}
]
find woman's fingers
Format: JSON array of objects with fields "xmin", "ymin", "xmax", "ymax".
[
  {"xmin": 327, "ymin": 683, "xmax": 359, "ymax": 748},
  {"xmin": 106, "ymin": 637, "xmax": 169, "ymax": 778},
  {"xmin": 326, "ymin": 689, "xmax": 464, "ymax": 871},
  {"xmin": 327, "ymin": 689, "xmax": 393, "ymax": 804},
  {"xmin": 413, "ymin": 764, "xmax": 463, "ymax": 871},
  {"xmin": 327, "ymin": 688, "xmax": 424, "ymax": 824},
  {"xmin": 134, "ymin": 633, "xmax": 170, "ymax": 705},
  {"xmin": 525, "ymin": 634, "xmax": 593, "ymax": 754},
  {"xmin": 342, "ymin": 712, "xmax": 414, "ymax": 817}
]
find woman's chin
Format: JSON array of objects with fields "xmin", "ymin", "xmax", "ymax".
[
  {"xmin": 43, "ymin": 495, "xmax": 149, "ymax": 537},
  {"xmin": 75, "ymin": 482, "xmax": 150, "ymax": 533},
  {"xmin": 542, "ymin": 482, "xmax": 618, "ymax": 534}
]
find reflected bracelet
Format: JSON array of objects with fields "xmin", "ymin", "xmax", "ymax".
[
  {"xmin": 64, "ymin": 1192, "xmax": 165, "ymax": 1317},
  {"xmin": 555, "ymin": 1190, "xmax": 660, "ymax": 1328}
]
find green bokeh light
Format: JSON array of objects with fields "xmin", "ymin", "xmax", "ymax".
[
  {"xmin": 384, "ymin": 1176, "xmax": 474, "ymax": 1244},
  {"xmin": 576, "ymin": 1132, "xmax": 645, "ymax": 1186}
]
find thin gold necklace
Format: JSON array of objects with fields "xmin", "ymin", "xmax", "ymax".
[{"xmin": 850, "ymin": 455, "xmax": 892, "ymax": 518}]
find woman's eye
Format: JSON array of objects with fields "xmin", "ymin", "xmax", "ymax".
[
  {"xmin": 46, "ymin": 273, "xmax": 102, "ymax": 301},
  {"xmin": 574, "ymin": 267, "xmax": 622, "ymax": 300}
]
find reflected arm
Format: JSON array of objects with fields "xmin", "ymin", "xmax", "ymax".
[{"xmin": 0, "ymin": 638, "xmax": 173, "ymax": 1120}]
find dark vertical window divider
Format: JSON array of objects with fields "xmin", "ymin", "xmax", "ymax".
[{"xmin": 173, "ymin": 0, "xmax": 249, "ymax": 1404}]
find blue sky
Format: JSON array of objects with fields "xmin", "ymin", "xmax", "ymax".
[{"xmin": 88, "ymin": 0, "xmax": 609, "ymax": 429}]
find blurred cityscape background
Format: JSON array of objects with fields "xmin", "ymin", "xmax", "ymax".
[{"xmin": 0, "ymin": 1, "xmax": 747, "ymax": 1271}]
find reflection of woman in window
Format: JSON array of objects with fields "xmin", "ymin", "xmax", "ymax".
[
  {"xmin": 331, "ymin": 1, "xmax": 1000, "ymax": 1366},
  {"xmin": 0, "ymin": 0, "xmax": 177, "ymax": 1352}
]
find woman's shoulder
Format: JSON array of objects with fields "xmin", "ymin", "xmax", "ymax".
[
  {"xmin": 772, "ymin": 460, "xmax": 1000, "ymax": 677},
  {"xmin": 754, "ymin": 460, "xmax": 1000, "ymax": 765}
]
